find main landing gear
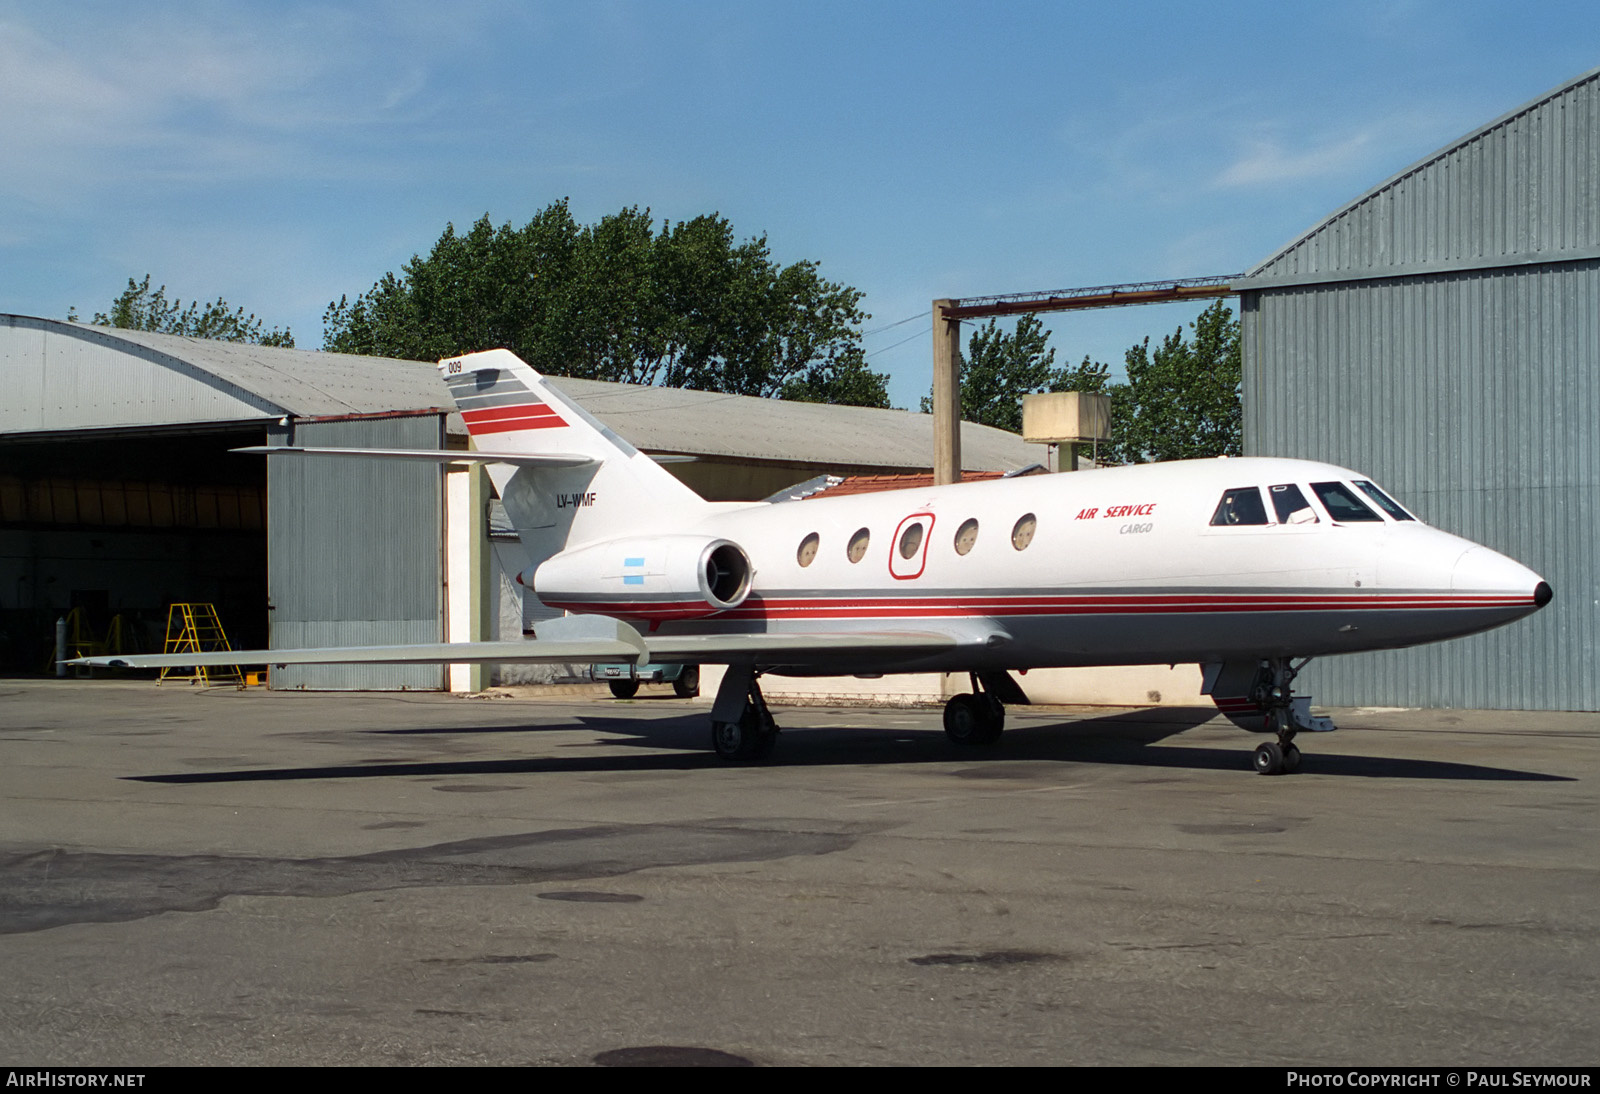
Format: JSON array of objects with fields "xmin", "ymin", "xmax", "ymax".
[
  {"xmin": 1204, "ymin": 657, "xmax": 1336, "ymax": 776},
  {"xmin": 709, "ymin": 664, "xmax": 779, "ymax": 761},
  {"xmin": 942, "ymin": 672, "xmax": 1023, "ymax": 746}
]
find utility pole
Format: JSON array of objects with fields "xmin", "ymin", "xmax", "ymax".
[{"xmin": 931, "ymin": 299, "xmax": 962, "ymax": 485}]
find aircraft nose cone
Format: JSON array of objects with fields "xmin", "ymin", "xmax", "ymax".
[{"xmin": 1451, "ymin": 546, "xmax": 1548, "ymax": 607}]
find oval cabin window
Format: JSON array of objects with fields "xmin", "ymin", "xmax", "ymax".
[
  {"xmin": 797, "ymin": 532, "xmax": 819, "ymax": 567},
  {"xmin": 953, "ymin": 518, "xmax": 979, "ymax": 556},
  {"xmin": 847, "ymin": 528, "xmax": 871, "ymax": 564},
  {"xmin": 899, "ymin": 522, "xmax": 925, "ymax": 560},
  {"xmin": 1011, "ymin": 513, "xmax": 1037, "ymax": 551}
]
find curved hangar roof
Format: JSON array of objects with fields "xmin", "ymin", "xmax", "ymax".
[
  {"xmin": 1240, "ymin": 65, "xmax": 1600, "ymax": 288},
  {"xmin": 0, "ymin": 314, "xmax": 1035, "ymax": 473}
]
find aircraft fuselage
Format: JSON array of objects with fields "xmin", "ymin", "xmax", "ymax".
[{"xmin": 534, "ymin": 456, "xmax": 1547, "ymax": 676}]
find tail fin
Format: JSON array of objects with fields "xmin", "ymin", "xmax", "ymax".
[{"xmin": 439, "ymin": 349, "xmax": 709, "ymax": 554}]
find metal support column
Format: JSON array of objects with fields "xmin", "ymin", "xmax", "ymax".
[{"xmin": 932, "ymin": 299, "xmax": 962, "ymax": 485}]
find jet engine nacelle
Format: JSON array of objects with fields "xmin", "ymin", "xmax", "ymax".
[{"xmin": 528, "ymin": 535, "xmax": 754, "ymax": 619}]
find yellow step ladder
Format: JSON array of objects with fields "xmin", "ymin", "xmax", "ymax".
[{"xmin": 159, "ymin": 603, "xmax": 243, "ymax": 687}]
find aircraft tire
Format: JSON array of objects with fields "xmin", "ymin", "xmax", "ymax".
[
  {"xmin": 1281, "ymin": 743, "xmax": 1302, "ymax": 774},
  {"xmin": 1253, "ymin": 741, "xmax": 1285, "ymax": 775},
  {"xmin": 711, "ymin": 710, "xmax": 776, "ymax": 762},
  {"xmin": 609, "ymin": 679, "xmax": 640, "ymax": 699},
  {"xmin": 944, "ymin": 694, "xmax": 1003, "ymax": 746},
  {"xmin": 673, "ymin": 665, "xmax": 701, "ymax": 699}
]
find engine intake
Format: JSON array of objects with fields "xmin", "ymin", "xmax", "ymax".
[{"xmin": 529, "ymin": 535, "xmax": 754, "ymax": 620}]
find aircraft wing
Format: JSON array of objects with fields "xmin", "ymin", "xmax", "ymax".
[
  {"xmin": 67, "ymin": 620, "xmax": 960, "ymax": 671},
  {"xmin": 69, "ymin": 638, "xmax": 647, "ymax": 671},
  {"xmin": 69, "ymin": 615, "xmax": 647, "ymax": 670},
  {"xmin": 644, "ymin": 631, "xmax": 958, "ymax": 664}
]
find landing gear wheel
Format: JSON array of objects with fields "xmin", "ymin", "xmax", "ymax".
[
  {"xmin": 708, "ymin": 667, "xmax": 780, "ymax": 762},
  {"xmin": 672, "ymin": 665, "xmax": 701, "ymax": 699},
  {"xmin": 943, "ymin": 693, "xmax": 1004, "ymax": 746},
  {"xmin": 711, "ymin": 706, "xmax": 776, "ymax": 761},
  {"xmin": 1281, "ymin": 742, "xmax": 1302, "ymax": 774},
  {"xmin": 1253, "ymin": 741, "xmax": 1285, "ymax": 775},
  {"xmin": 608, "ymin": 679, "xmax": 640, "ymax": 699}
]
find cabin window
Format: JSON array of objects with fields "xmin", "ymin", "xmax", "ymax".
[
  {"xmin": 899, "ymin": 521, "xmax": 925, "ymax": 560},
  {"xmin": 953, "ymin": 518, "xmax": 979, "ymax": 556},
  {"xmin": 1011, "ymin": 513, "xmax": 1037, "ymax": 551},
  {"xmin": 1353, "ymin": 480, "xmax": 1415, "ymax": 521},
  {"xmin": 1270, "ymin": 483, "xmax": 1319, "ymax": 525},
  {"xmin": 1312, "ymin": 481, "xmax": 1382, "ymax": 522},
  {"xmin": 847, "ymin": 527, "xmax": 871, "ymax": 563},
  {"xmin": 797, "ymin": 532, "xmax": 820, "ymax": 567},
  {"xmin": 1210, "ymin": 487, "xmax": 1269, "ymax": 526}
]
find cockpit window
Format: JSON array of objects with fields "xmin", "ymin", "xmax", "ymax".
[
  {"xmin": 1353, "ymin": 480, "xmax": 1415, "ymax": 521},
  {"xmin": 1311, "ymin": 481, "xmax": 1382, "ymax": 522},
  {"xmin": 1211, "ymin": 487, "xmax": 1269, "ymax": 526},
  {"xmin": 1270, "ymin": 483, "xmax": 1319, "ymax": 525}
]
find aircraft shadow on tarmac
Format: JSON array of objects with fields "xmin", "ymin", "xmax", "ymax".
[{"xmin": 129, "ymin": 705, "xmax": 1570, "ymax": 785}]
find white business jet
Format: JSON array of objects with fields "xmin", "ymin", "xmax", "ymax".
[{"xmin": 76, "ymin": 349, "xmax": 1552, "ymax": 775}]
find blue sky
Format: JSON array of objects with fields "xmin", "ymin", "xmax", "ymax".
[{"xmin": 1, "ymin": 1, "xmax": 1595, "ymax": 408}]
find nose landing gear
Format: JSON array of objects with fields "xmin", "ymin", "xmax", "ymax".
[
  {"xmin": 1204, "ymin": 657, "xmax": 1336, "ymax": 775},
  {"xmin": 1253, "ymin": 738, "xmax": 1302, "ymax": 776}
]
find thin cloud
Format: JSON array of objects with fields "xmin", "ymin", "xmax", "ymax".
[
  {"xmin": 0, "ymin": 7, "xmax": 489, "ymax": 207},
  {"xmin": 1216, "ymin": 131, "xmax": 1379, "ymax": 188}
]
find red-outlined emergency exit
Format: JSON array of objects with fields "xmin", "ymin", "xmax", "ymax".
[{"xmin": 889, "ymin": 513, "xmax": 935, "ymax": 580}]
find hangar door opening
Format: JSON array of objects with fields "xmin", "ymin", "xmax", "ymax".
[{"xmin": 0, "ymin": 428, "xmax": 268, "ymax": 672}]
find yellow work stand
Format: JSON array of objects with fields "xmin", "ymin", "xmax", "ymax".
[{"xmin": 158, "ymin": 603, "xmax": 243, "ymax": 687}]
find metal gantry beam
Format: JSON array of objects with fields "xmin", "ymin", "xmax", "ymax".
[
  {"xmin": 930, "ymin": 275, "xmax": 1239, "ymax": 484},
  {"xmin": 942, "ymin": 275, "xmax": 1239, "ymax": 321}
]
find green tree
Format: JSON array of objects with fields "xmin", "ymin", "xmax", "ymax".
[
  {"xmin": 323, "ymin": 202, "xmax": 888, "ymax": 407},
  {"xmin": 1103, "ymin": 300, "xmax": 1241, "ymax": 464},
  {"xmin": 92, "ymin": 275, "xmax": 294, "ymax": 346},
  {"xmin": 920, "ymin": 314, "xmax": 1109, "ymax": 432},
  {"xmin": 780, "ymin": 351, "xmax": 891, "ymax": 407}
]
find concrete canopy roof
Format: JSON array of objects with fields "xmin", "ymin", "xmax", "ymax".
[{"xmin": 0, "ymin": 315, "xmax": 1036, "ymax": 473}]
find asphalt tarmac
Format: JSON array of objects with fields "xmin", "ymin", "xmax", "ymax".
[{"xmin": 1, "ymin": 678, "xmax": 1596, "ymax": 1066}]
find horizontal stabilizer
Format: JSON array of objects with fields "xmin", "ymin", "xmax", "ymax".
[{"xmin": 232, "ymin": 446, "xmax": 596, "ymax": 468}]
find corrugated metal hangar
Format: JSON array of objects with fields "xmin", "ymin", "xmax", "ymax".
[
  {"xmin": 0, "ymin": 315, "xmax": 1036, "ymax": 687},
  {"xmin": 1239, "ymin": 67, "xmax": 1599, "ymax": 711}
]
